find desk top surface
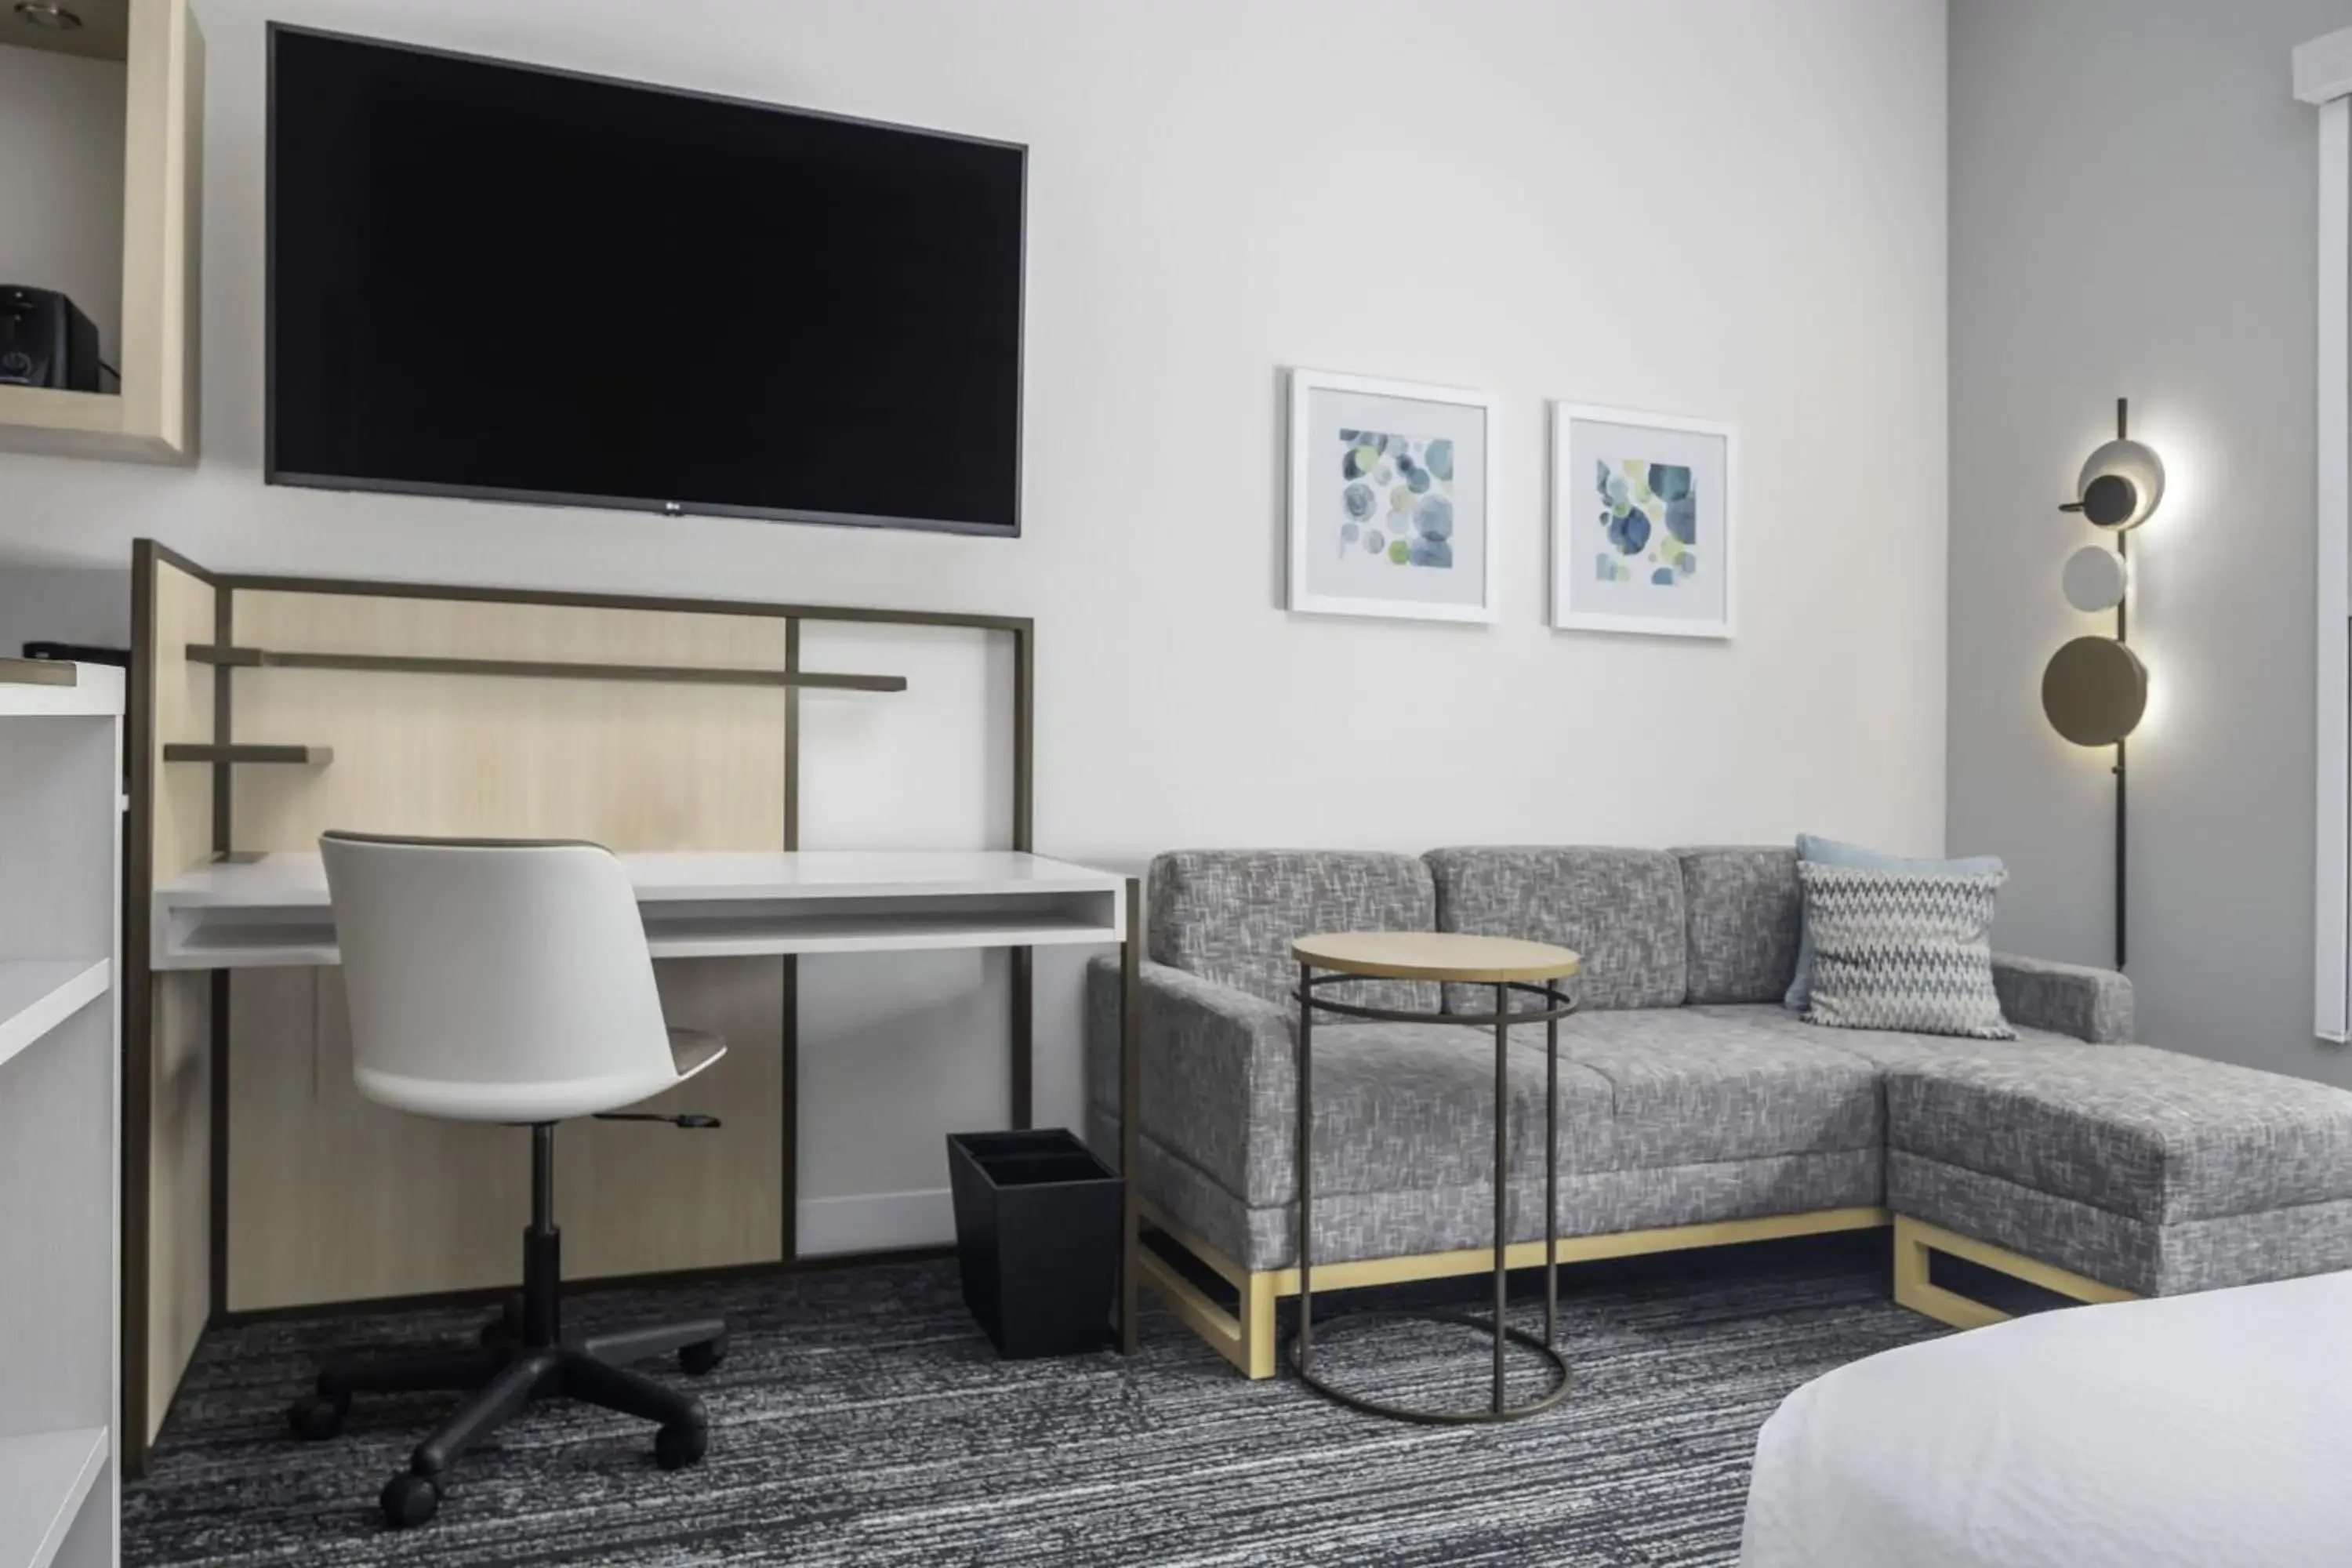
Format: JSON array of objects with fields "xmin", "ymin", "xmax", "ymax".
[{"xmin": 158, "ymin": 849, "xmax": 1127, "ymax": 908}]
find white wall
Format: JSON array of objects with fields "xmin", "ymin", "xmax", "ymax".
[
  {"xmin": 1949, "ymin": 0, "xmax": 2350, "ymax": 1085},
  {"xmin": 0, "ymin": 567, "xmax": 128, "ymax": 652},
  {"xmin": 0, "ymin": 0, "xmax": 1951, "ymax": 1243},
  {"xmin": 0, "ymin": 44, "xmax": 125, "ymax": 366}
]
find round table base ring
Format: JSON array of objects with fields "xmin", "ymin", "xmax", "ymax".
[{"xmin": 1288, "ymin": 1310, "xmax": 1572, "ymax": 1426}]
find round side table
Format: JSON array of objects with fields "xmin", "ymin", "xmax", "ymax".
[{"xmin": 1289, "ymin": 931, "xmax": 1581, "ymax": 1425}]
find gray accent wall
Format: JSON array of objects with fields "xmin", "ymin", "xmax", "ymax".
[{"xmin": 1949, "ymin": 0, "xmax": 2352, "ymax": 1086}]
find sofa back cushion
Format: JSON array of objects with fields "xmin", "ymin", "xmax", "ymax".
[
  {"xmin": 1675, "ymin": 846, "xmax": 1801, "ymax": 1004},
  {"xmin": 1425, "ymin": 847, "xmax": 1686, "ymax": 1011},
  {"xmin": 1147, "ymin": 850, "xmax": 1438, "ymax": 1011}
]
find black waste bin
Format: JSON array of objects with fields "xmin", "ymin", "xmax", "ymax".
[{"xmin": 946, "ymin": 1129, "xmax": 1122, "ymax": 1358}]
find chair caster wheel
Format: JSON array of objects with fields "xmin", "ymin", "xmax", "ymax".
[
  {"xmin": 287, "ymin": 1393, "xmax": 347, "ymax": 1441},
  {"xmin": 654, "ymin": 1420, "xmax": 707, "ymax": 1471},
  {"xmin": 380, "ymin": 1471, "xmax": 441, "ymax": 1528},
  {"xmin": 679, "ymin": 1337, "xmax": 726, "ymax": 1376}
]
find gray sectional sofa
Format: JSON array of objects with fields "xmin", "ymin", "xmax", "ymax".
[{"xmin": 1083, "ymin": 846, "xmax": 2352, "ymax": 1376}]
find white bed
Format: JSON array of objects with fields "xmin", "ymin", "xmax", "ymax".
[{"xmin": 1740, "ymin": 1270, "xmax": 2352, "ymax": 1567}]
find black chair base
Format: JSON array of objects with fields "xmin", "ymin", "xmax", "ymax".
[{"xmin": 285, "ymin": 1123, "xmax": 725, "ymax": 1528}]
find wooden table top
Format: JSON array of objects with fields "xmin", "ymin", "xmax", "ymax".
[{"xmin": 1291, "ymin": 931, "xmax": 1582, "ymax": 983}]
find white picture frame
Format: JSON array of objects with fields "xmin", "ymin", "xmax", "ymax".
[
  {"xmin": 1549, "ymin": 401, "xmax": 1737, "ymax": 638},
  {"xmin": 1287, "ymin": 368, "xmax": 1503, "ymax": 624}
]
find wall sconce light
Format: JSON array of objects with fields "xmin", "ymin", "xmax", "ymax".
[{"xmin": 2040, "ymin": 397, "xmax": 2159, "ymax": 970}]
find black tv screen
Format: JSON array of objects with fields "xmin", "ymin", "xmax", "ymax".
[{"xmin": 268, "ymin": 27, "xmax": 1025, "ymax": 535}]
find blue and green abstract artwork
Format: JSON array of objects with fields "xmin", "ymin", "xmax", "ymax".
[
  {"xmin": 1594, "ymin": 459, "xmax": 1697, "ymax": 586},
  {"xmin": 1337, "ymin": 429, "xmax": 1456, "ymax": 568}
]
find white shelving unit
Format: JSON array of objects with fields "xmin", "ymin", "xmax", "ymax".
[{"xmin": 0, "ymin": 660, "xmax": 123, "ymax": 1568}]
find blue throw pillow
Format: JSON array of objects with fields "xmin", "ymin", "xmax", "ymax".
[{"xmin": 1784, "ymin": 834, "xmax": 2004, "ymax": 1011}]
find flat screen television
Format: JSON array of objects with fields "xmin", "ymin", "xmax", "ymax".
[{"xmin": 267, "ymin": 27, "xmax": 1026, "ymax": 536}]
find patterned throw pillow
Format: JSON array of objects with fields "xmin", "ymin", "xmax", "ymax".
[
  {"xmin": 1795, "ymin": 863, "xmax": 2014, "ymax": 1040},
  {"xmin": 1784, "ymin": 834, "xmax": 2004, "ymax": 1011}
]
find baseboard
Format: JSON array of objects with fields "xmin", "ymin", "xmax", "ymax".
[{"xmin": 796, "ymin": 1188, "xmax": 955, "ymax": 1257}]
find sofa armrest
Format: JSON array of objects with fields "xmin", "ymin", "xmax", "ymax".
[
  {"xmin": 1084, "ymin": 954, "xmax": 1293, "ymax": 1200},
  {"xmin": 1992, "ymin": 953, "xmax": 2133, "ymax": 1043}
]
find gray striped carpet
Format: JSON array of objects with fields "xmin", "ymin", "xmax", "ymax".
[{"xmin": 126, "ymin": 1233, "xmax": 1940, "ymax": 1567}]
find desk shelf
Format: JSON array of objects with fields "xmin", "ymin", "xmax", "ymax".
[
  {"xmin": 184, "ymin": 644, "xmax": 906, "ymax": 693},
  {"xmin": 0, "ymin": 1426, "xmax": 108, "ymax": 1568},
  {"xmin": 162, "ymin": 743, "xmax": 332, "ymax": 766},
  {"xmin": 151, "ymin": 850, "xmax": 1130, "ymax": 971}
]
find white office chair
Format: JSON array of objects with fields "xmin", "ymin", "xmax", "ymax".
[{"xmin": 289, "ymin": 831, "xmax": 731, "ymax": 1529}]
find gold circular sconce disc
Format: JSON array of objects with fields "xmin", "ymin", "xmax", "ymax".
[{"xmin": 2042, "ymin": 636, "xmax": 2147, "ymax": 746}]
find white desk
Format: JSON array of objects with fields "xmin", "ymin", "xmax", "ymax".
[
  {"xmin": 151, "ymin": 843, "xmax": 1145, "ymax": 1364},
  {"xmin": 154, "ymin": 850, "xmax": 1130, "ymax": 970}
]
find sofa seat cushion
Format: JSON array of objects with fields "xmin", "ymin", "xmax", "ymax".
[
  {"xmin": 1552, "ymin": 1007, "xmax": 1884, "ymax": 1171},
  {"xmin": 1292, "ymin": 1021, "xmax": 1619, "ymax": 1198},
  {"xmin": 1682, "ymin": 1003, "xmax": 2079, "ymax": 1071},
  {"xmin": 1887, "ymin": 1047, "xmax": 2352, "ymax": 1226},
  {"xmin": 1092, "ymin": 1105, "xmax": 1882, "ymax": 1272},
  {"xmin": 1427, "ymin": 846, "xmax": 1686, "ymax": 1011}
]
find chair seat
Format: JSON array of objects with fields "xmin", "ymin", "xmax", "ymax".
[{"xmin": 358, "ymin": 1026, "xmax": 728, "ymax": 1123}]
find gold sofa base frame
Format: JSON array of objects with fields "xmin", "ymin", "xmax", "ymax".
[{"xmin": 1138, "ymin": 1202, "xmax": 2141, "ymax": 1374}]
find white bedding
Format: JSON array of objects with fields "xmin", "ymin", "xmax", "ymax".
[{"xmin": 1740, "ymin": 1271, "xmax": 2352, "ymax": 1567}]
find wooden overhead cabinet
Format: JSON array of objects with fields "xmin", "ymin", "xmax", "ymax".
[{"xmin": 0, "ymin": 0, "xmax": 202, "ymax": 463}]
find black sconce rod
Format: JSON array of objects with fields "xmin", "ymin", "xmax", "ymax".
[{"xmin": 2112, "ymin": 394, "xmax": 2129, "ymax": 973}]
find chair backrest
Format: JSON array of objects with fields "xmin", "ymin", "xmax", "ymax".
[{"xmin": 320, "ymin": 831, "xmax": 679, "ymax": 1121}]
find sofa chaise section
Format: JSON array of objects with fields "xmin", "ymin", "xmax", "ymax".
[{"xmin": 1884, "ymin": 1045, "xmax": 2352, "ymax": 1319}]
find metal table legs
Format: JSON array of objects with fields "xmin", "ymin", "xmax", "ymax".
[{"xmin": 1289, "ymin": 971, "xmax": 1574, "ymax": 1425}]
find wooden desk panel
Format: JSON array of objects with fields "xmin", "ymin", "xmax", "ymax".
[
  {"xmin": 226, "ymin": 590, "xmax": 790, "ymax": 853},
  {"xmin": 216, "ymin": 590, "xmax": 792, "ymax": 1313},
  {"xmin": 226, "ymin": 959, "xmax": 785, "ymax": 1310}
]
